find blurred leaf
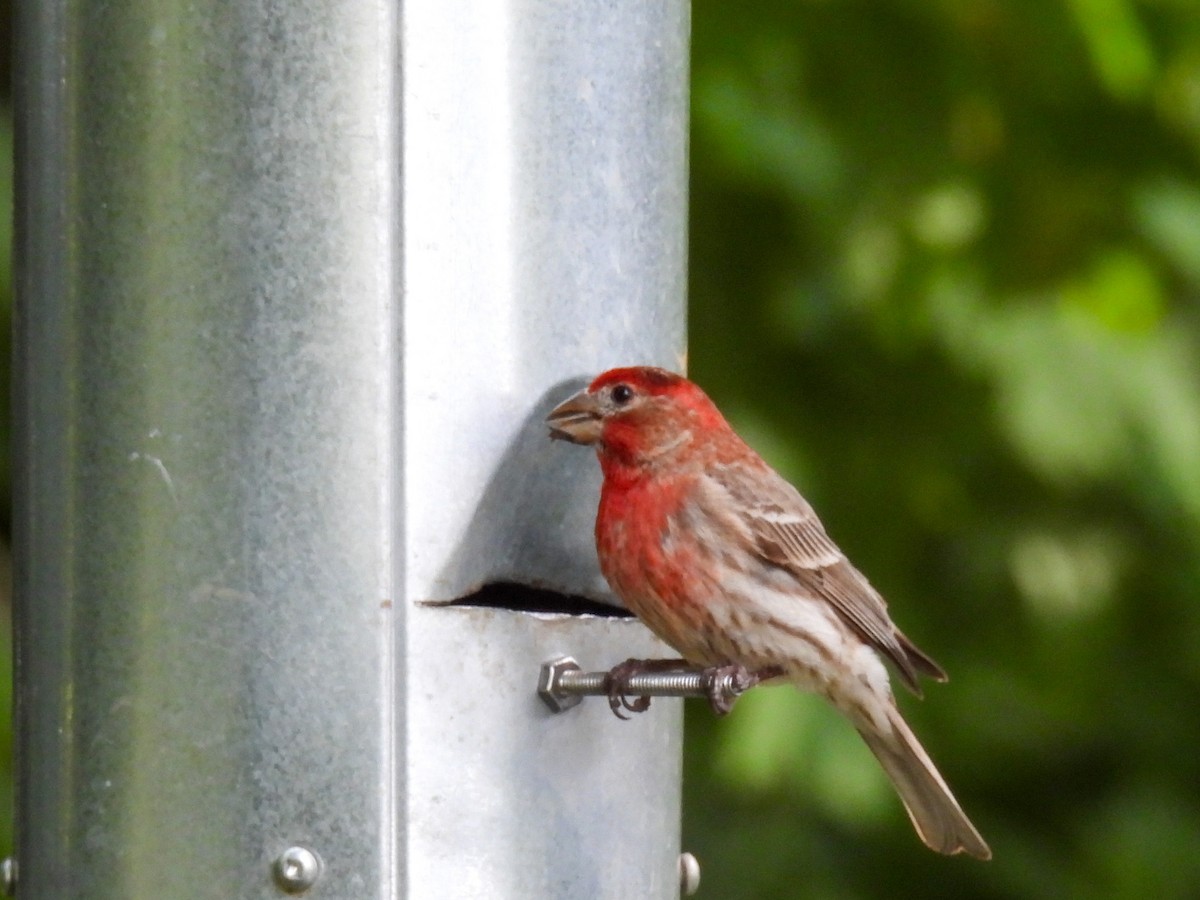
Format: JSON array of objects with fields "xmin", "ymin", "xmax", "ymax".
[
  {"xmin": 1133, "ymin": 178, "xmax": 1200, "ymax": 285},
  {"xmin": 694, "ymin": 65, "xmax": 844, "ymax": 200},
  {"xmin": 1066, "ymin": 0, "xmax": 1158, "ymax": 100},
  {"xmin": 1061, "ymin": 248, "xmax": 1164, "ymax": 334},
  {"xmin": 910, "ymin": 181, "xmax": 988, "ymax": 251}
]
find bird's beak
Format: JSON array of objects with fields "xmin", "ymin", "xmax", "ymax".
[{"xmin": 546, "ymin": 390, "xmax": 603, "ymax": 445}]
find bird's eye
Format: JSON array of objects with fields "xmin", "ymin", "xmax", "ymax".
[{"xmin": 610, "ymin": 384, "xmax": 634, "ymax": 405}]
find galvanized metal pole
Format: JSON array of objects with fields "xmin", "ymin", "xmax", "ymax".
[{"xmin": 14, "ymin": 1, "xmax": 689, "ymax": 899}]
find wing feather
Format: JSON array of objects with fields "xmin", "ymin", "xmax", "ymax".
[{"xmin": 709, "ymin": 461, "xmax": 945, "ymax": 693}]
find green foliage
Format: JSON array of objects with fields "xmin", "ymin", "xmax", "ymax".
[{"xmin": 686, "ymin": 1, "xmax": 1200, "ymax": 897}]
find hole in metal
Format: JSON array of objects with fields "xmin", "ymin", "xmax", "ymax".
[{"xmin": 446, "ymin": 582, "xmax": 633, "ymax": 617}]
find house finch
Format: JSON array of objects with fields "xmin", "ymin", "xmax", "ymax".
[{"xmin": 546, "ymin": 366, "xmax": 991, "ymax": 860}]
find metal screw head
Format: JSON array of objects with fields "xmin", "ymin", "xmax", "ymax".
[
  {"xmin": 678, "ymin": 851, "xmax": 701, "ymax": 896},
  {"xmin": 273, "ymin": 846, "xmax": 323, "ymax": 893},
  {"xmin": 1, "ymin": 857, "xmax": 16, "ymax": 897}
]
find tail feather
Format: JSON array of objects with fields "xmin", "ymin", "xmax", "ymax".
[
  {"xmin": 895, "ymin": 628, "xmax": 948, "ymax": 684},
  {"xmin": 856, "ymin": 706, "xmax": 991, "ymax": 860}
]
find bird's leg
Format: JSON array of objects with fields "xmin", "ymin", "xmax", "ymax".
[
  {"xmin": 603, "ymin": 657, "xmax": 691, "ymax": 719},
  {"xmin": 701, "ymin": 664, "xmax": 787, "ymax": 717}
]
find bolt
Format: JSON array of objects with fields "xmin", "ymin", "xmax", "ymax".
[
  {"xmin": 273, "ymin": 846, "xmax": 322, "ymax": 894},
  {"xmin": 1, "ymin": 858, "xmax": 15, "ymax": 897},
  {"xmin": 679, "ymin": 851, "xmax": 701, "ymax": 896},
  {"xmin": 538, "ymin": 656, "xmax": 756, "ymax": 714}
]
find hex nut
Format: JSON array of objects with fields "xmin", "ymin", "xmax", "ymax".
[{"xmin": 537, "ymin": 656, "xmax": 584, "ymax": 712}]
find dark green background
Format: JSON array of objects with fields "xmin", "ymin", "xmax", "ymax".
[
  {"xmin": 3, "ymin": 2, "xmax": 1200, "ymax": 897},
  {"xmin": 684, "ymin": 2, "xmax": 1200, "ymax": 898}
]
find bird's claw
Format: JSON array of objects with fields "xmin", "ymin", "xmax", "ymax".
[
  {"xmin": 603, "ymin": 657, "xmax": 688, "ymax": 719},
  {"xmin": 602, "ymin": 658, "xmax": 779, "ymax": 719},
  {"xmin": 604, "ymin": 659, "xmax": 651, "ymax": 719},
  {"xmin": 701, "ymin": 663, "xmax": 784, "ymax": 716},
  {"xmin": 700, "ymin": 663, "xmax": 754, "ymax": 716}
]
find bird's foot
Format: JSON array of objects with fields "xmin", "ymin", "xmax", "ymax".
[
  {"xmin": 603, "ymin": 657, "xmax": 690, "ymax": 720},
  {"xmin": 701, "ymin": 663, "xmax": 785, "ymax": 716}
]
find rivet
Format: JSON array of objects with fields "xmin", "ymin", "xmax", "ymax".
[
  {"xmin": 1, "ymin": 858, "xmax": 15, "ymax": 897},
  {"xmin": 273, "ymin": 845, "xmax": 322, "ymax": 893},
  {"xmin": 679, "ymin": 851, "xmax": 701, "ymax": 896}
]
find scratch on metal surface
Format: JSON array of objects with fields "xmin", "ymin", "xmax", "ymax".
[{"xmin": 129, "ymin": 451, "xmax": 180, "ymax": 506}]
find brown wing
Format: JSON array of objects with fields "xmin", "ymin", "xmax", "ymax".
[{"xmin": 714, "ymin": 460, "xmax": 946, "ymax": 694}]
